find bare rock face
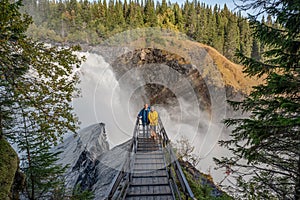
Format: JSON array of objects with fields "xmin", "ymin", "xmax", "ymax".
[
  {"xmin": 82, "ymin": 30, "xmax": 261, "ymax": 119},
  {"xmin": 54, "ymin": 123, "xmax": 131, "ymax": 199},
  {"xmin": 111, "ymin": 48, "xmax": 212, "ymax": 112},
  {"xmin": 107, "ymin": 47, "xmax": 250, "ymax": 121}
]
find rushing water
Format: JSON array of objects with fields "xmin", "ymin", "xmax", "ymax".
[{"xmin": 72, "ymin": 51, "xmax": 232, "ymax": 184}]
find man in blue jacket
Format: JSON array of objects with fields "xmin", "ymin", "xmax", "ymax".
[{"xmin": 138, "ymin": 104, "xmax": 150, "ymax": 137}]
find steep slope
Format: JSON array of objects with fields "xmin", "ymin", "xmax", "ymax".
[
  {"xmin": 54, "ymin": 123, "xmax": 131, "ymax": 199},
  {"xmin": 200, "ymin": 44, "xmax": 258, "ymax": 95},
  {"xmin": 87, "ymin": 30, "xmax": 262, "ymax": 116},
  {"xmin": 180, "ymin": 160, "xmax": 232, "ymax": 199},
  {"xmin": 54, "ymin": 123, "xmax": 231, "ymax": 199}
]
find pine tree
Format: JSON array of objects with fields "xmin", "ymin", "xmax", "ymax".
[
  {"xmin": 144, "ymin": 0, "xmax": 157, "ymax": 27},
  {"xmin": 213, "ymin": 5, "xmax": 225, "ymax": 54},
  {"xmin": 158, "ymin": 0, "xmax": 167, "ymax": 15},
  {"xmin": 223, "ymin": 13, "xmax": 240, "ymax": 62},
  {"xmin": 0, "ymin": 0, "xmax": 84, "ymax": 198},
  {"xmin": 173, "ymin": 2, "xmax": 184, "ymax": 31},
  {"xmin": 215, "ymin": 0, "xmax": 300, "ymax": 199},
  {"xmin": 238, "ymin": 16, "xmax": 252, "ymax": 57},
  {"xmin": 251, "ymin": 38, "xmax": 261, "ymax": 60}
]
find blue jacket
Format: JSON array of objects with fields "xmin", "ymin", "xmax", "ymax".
[{"xmin": 138, "ymin": 107, "xmax": 150, "ymax": 125}]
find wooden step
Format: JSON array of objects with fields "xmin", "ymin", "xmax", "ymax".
[
  {"xmin": 135, "ymin": 160, "xmax": 164, "ymax": 164},
  {"xmin": 137, "ymin": 149, "xmax": 160, "ymax": 152},
  {"xmin": 133, "ymin": 165, "xmax": 166, "ymax": 171},
  {"xmin": 136, "ymin": 152, "xmax": 164, "ymax": 156},
  {"xmin": 135, "ymin": 154, "xmax": 164, "ymax": 159},
  {"xmin": 131, "ymin": 176, "xmax": 169, "ymax": 185},
  {"xmin": 126, "ymin": 185, "xmax": 172, "ymax": 196},
  {"xmin": 138, "ymin": 142, "xmax": 158, "ymax": 146},
  {"xmin": 125, "ymin": 194, "xmax": 174, "ymax": 200},
  {"xmin": 132, "ymin": 170, "xmax": 168, "ymax": 178}
]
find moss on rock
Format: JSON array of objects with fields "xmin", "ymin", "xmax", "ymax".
[{"xmin": 0, "ymin": 138, "xmax": 18, "ymax": 200}]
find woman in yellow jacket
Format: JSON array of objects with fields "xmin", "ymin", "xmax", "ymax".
[{"xmin": 148, "ymin": 106, "xmax": 158, "ymax": 139}]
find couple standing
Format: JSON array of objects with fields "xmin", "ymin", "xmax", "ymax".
[{"xmin": 138, "ymin": 104, "xmax": 158, "ymax": 138}]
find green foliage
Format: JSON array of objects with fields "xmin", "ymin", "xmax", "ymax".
[
  {"xmin": 183, "ymin": 167, "xmax": 233, "ymax": 200},
  {"xmin": 0, "ymin": 0, "xmax": 87, "ymax": 199},
  {"xmin": 21, "ymin": 141, "xmax": 66, "ymax": 199},
  {"xmin": 70, "ymin": 184, "xmax": 94, "ymax": 200},
  {"xmin": 19, "ymin": 0, "xmax": 262, "ymax": 62},
  {"xmin": 215, "ymin": 0, "xmax": 300, "ymax": 199}
]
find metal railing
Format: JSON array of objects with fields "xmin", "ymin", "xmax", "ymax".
[
  {"xmin": 104, "ymin": 119, "xmax": 139, "ymax": 200},
  {"xmin": 105, "ymin": 117, "xmax": 195, "ymax": 199},
  {"xmin": 158, "ymin": 117, "xmax": 195, "ymax": 200}
]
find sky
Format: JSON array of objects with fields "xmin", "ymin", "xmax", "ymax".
[
  {"xmin": 171, "ymin": 0, "xmax": 256, "ymax": 17},
  {"xmin": 172, "ymin": 0, "xmax": 236, "ymax": 10}
]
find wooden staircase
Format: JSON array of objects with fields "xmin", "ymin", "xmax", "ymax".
[
  {"xmin": 125, "ymin": 129, "xmax": 174, "ymax": 200},
  {"xmin": 105, "ymin": 118, "xmax": 195, "ymax": 200}
]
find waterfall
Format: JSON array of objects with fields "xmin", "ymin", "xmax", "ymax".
[
  {"xmin": 72, "ymin": 52, "xmax": 138, "ymax": 147},
  {"xmin": 72, "ymin": 51, "xmax": 231, "ymax": 183}
]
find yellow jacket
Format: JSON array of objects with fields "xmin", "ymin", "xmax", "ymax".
[{"xmin": 148, "ymin": 111, "xmax": 158, "ymax": 125}]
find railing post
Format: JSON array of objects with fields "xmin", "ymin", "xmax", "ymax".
[
  {"xmin": 158, "ymin": 116, "xmax": 195, "ymax": 199},
  {"xmin": 104, "ymin": 118, "xmax": 140, "ymax": 199}
]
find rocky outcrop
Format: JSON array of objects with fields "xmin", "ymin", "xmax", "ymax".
[
  {"xmin": 0, "ymin": 138, "xmax": 25, "ymax": 200},
  {"xmin": 85, "ymin": 32, "xmax": 262, "ymax": 117},
  {"xmin": 54, "ymin": 123, "xmax": 131, "ymax": 199},
  {"xmin": 54, "ymin": 123, "xmax": 233, "ymax": 199},
  {"xmin": 111, "ymin": 48, "xmax": 211, "ymax": 111},
  {"xmin": 179, "ymin": 160, "xmax": 228, "ymax": 198}
]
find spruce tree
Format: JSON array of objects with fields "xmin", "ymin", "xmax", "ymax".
[
  {"xmin": 215, "ymin": 0, "xmax": 300, "ymax": 199},
  {"xmin": 251, "ymin": 37, "xmax": 261, "ymax": 60},
  {"xmin": 18, "ymin": 0, "xmax": 257, "ymax": 56},
  {"xmin": 158, "ymin": 0, "xmax": 168, "ymax": 15},
  {"xmin": 19, "ymin": 129, "xmax": 66, "ymax": 199},
  {"xmin": 1, "ymin": 0, "xmax": 84, "ymax": 198},
  {"xmin": 238, "ymin": 17, "xmax": 252, "ymax": 58},
  {"xmin": 223, "ymin": 13, "xmax": 240, "ymax": 62},
  {"xmin": 144, "ymin": 0, "xmax": 157, "ymax": 27},
  {"xmin": 214, "ymin": 5, "xmax": 225, "ymax": 54},
  {"xmin": 206, "ymin": 6, "xmax": 217, "ymax": 47},
  {"xmin": 173, "ymin": 3, "xmax": 184, "ymax": 31},
  {"xmin": 115, "ymin": 0, "xmax": 125, "ymax": 28}
]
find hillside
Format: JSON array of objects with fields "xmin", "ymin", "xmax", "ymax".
[
  {"xmin": 88, "ymin": 29, "xmax": 263, "ymax": 117},
  {"xmin": 124, "ymin": 36, "xmax": 262, "ymax": 95},
  {"xmin": 22, "ymin": 0, "xmax": 259, "ymax": 64}
]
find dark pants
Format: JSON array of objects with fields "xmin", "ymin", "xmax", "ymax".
[{"xmin": 142, "ymin": 124, "xmax": 149, "ymax": 137}]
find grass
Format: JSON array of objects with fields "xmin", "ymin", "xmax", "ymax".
[
  {"xmin": 183, "ymin": 167, "xmax": 233, "ymax": 200},
  {"xmin": 116, "ymin": 35, "xmax": 263, "ymax": 95}
]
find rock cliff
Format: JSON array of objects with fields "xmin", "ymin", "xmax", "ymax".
[
  {"xmin": 84, "ymin": 31, "xmax": 262, "ymax": 118},
  {"xmin": 0, "ymin": 138, "xmax": 25, "ymax": 200},
  {"xmin": 54, "ymin": 123, "xmax": 131, "ymax": 199}
]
